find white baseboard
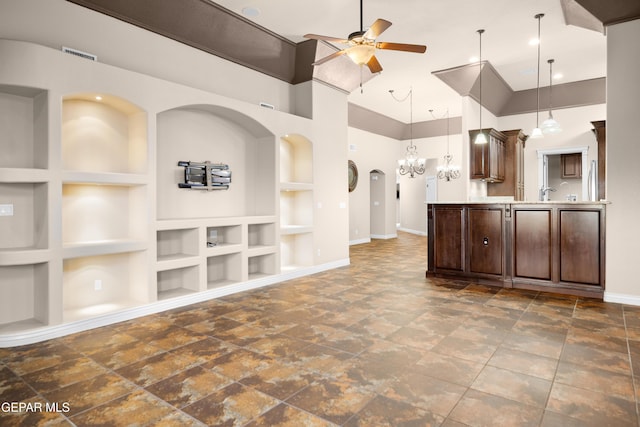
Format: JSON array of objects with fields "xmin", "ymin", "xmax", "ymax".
[
  {"xmin": 0, "ymin": 258, "xmax": 350, "ymax": 348},
  {"xmin": 397, "ymin": 227, "xmax": 427, "ymax": 236},
  {"xmin": 349, "ymin": 238, "xmax": 370, "ymax": 246},
  {"xmin": 370, "ymin": 233, "xmax": 397, "ymax": 240},
  {"xmin": 604, "ymin": 292, "xmax": 640, "ymax": 306}
]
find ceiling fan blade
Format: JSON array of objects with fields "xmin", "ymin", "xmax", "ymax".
[
  {"xmin": 376, "ymin": 41, "xmax": 427, "ymax": 53},
  {"xmin": 312, "ymin": 49, "xmax": 347, "ymax": 66},
  {"xmin": 304, "ymin": 33, "xmax": 349, "ymax": 44},
  {"xmin": 366, "ymin": 55, "xmax": 383, "ymax": 73},
  {"xmin": 364, "ymin": 19, "xmax": 392, "ymax": 39}
]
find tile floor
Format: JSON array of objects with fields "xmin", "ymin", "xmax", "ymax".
[{"xmin": 1, "ymin": 232, "xmax": 640, "ymax": 426}]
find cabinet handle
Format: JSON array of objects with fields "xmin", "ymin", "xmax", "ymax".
[{"xmin": 483, "ymin": 237, "xmax": 489, "ymax": 246}]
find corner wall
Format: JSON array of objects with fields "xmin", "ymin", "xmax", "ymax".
[{"xmin": 605, "ymin": 19, "xmax": 640, "ymax": 303}]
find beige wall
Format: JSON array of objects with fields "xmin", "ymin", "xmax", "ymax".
[{"xmin": 605, "ymin": 19, "xmax": 640, "ymax": 304}]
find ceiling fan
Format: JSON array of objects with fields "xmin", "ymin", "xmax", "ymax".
[{"xmin": 303, "ymin": 0, "xmax": 427, "ymax": 73}]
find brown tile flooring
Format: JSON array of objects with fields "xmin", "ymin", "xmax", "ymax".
[{"xmin": 2, "ymin": 232, "xmax": 640, "ymax": 426}]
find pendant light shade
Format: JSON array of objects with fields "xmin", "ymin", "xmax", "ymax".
[
  {"xmin": 530, "ymin": 13, "xmax": 544, "ymax": 139},
  {"xmin": 474, "ymin": 29, "xmax": 487, "ymax": 144},
  {"xmin": 541, "ymin": 59, "xmax": 562, "ymax": 134}
]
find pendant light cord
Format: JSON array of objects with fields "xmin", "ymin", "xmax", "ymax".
[
  {"xmin": 548, "ymin": 59, "xmax": 554, "ymax": 113},
  {"xmin": 478, "ymin": 29, "xmax": 484, "ymax": 131},
  {"xmin": 535, "ymin": 14, "xmax": 543, "ymax": 127}
]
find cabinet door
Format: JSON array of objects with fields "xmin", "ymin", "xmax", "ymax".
[
  {"xmin": 561, "ymin": 153, "xmax": 582, "ymax": 179},
  {"xmin": 488, "ymin": 136, "xmax": 505, "ymax": 182},
  {"xmin": 559, "ymin": 209, "xmax": 601, "ymax": 285},
  {"xmin": 513, "ymin": 209, "xmax": 552, "ymax": 280},
  {"xmin": 470, "ymin": 138, "xmax": 488, "ymax": 179},
  {"xmin": 433, "ymin": 207, "xmax": 464, "ymax": 271},
  {"xmin": 468, "ymin": 208, "xmax": 503, "ymax": 275}
]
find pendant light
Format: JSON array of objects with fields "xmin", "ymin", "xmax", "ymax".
[
  {"xmin": 541, "ymin": 59, "xmax": 562, "ymax": 134},
  {"xmin": 530, "ymin": 13, "xmax": 544, "ymax": 139},
  {"xmin": 474, "ymin": 29, "xmax": 487, "ymax": 144}
]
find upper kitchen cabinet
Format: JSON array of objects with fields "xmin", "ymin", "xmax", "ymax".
[
  {"xmin": 487, "ymin": 130, "xmax": 527, "ymax": 201},
  {"xmin": 469, "ymin": 128, "xmax": 506, "ymax": 183},
  {"xmin": 561, "ymin": 153, "xmax": 582, "ymax": 179}
]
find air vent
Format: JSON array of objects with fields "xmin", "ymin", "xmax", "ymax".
[
  {"xmin": 62, "ymin": 46, "xmax": 98, "ymax": 61},
  {"xmin": 259, "ymin": 102, "xmax": 275, "ymax": 110}
]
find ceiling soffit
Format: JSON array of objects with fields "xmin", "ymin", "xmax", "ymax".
[{"xmin": 573, "ymin": 0, "xmax": 640, "ymax": 26}]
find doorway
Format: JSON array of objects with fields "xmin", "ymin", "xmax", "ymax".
[
  {"xmin": 370, "ymin": 170, "xmax": 386, "ymax": 238},
  {"xmin": 537, "ymin": 146, "xmax": 592, "ymax": 201}
]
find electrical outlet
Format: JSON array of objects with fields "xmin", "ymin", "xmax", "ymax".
[
  {"xmin": 0, "ymin": 204, "xmax": 14, "ymax": 216},
  {"xmin": 94, "ymin": 279, "xmax": 102, "ymax": 291}
]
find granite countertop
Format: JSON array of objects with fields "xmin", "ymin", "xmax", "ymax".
[{"xmin": 425, "ymin": 200, "xmax": 610, "ymax": 205}]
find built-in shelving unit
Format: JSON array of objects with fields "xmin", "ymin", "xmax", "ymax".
[
  {"xmin": 279, "ymin": 135, "xmax": 314, "ymax": 271},
  {"xmin": 0, "ymin": 84, "xmax": 50, "ymax": 333},
  {"xmin": 60, "ymin": 94, "xmax": 150, "ymax": 321},
  {"xmin": 0, "ymin": 40, "xmax": 337, "ymax": 347}
]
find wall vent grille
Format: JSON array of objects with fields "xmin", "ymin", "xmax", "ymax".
[{"xmin": 62, "ymin": 46, "xmax": 98, "ymax": 61}]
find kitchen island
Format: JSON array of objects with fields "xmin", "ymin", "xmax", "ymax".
[{"xmin": 426, "ymin": 201, "xmax": 606, "ymax": 299}]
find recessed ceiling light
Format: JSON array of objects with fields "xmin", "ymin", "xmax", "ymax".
[
  {"xmin": 529, "ymin": 38, "xmax": 540, "ymax": 46},
  {"xmin": 553, "ymin": 72, "xmax": 563, "ymax": 80},
  {"xmin": 469, "ymin": 56, "xmax": 479, "ymax": 63},
  {"xmin": 242, "ymin": 6, "xmax": 260, "ymax": 17}
]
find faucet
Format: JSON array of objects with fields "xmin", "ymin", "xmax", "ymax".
[{"xmin": 539, "ymin": 187, "xmax": 557, "ymax": 201}]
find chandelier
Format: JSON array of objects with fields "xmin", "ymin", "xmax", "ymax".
[
  {"xmin": 433, "ymin": 109, "xmax": 460, "ymax": 181},
  {"xmin": 390, "ymin": 87, "xmax": 425, "ymax": 178}
]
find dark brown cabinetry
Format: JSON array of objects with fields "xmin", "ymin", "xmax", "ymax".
[
  {"xmin": 428, "ymin": 203, "xmax": 606, "ymax": 299},
  {"xmin": 487, "ymin": 129, "xmax": 527, "ymax": 201},
  {"xmin": 469, "ymin": 128, "xmax": 506, "ymax": 182},
  {"xmin": 561, "ymin": 153, "xmax": 582, "ymax": 179},
  {"xmin": 432, "ymin": 206, "xmax": 464, "ymax": 272},
  {"xmin": 468, "ymin": 208, "xmax": 503, "ymax": 275},
  {"xmin": 428, "ymin": 204, "xmax": 505, "ymax": 282}
]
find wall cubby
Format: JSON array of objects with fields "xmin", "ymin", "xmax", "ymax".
[
  {"xmin": 0, "ymin": 85, "xmax": 48, "ymax": 170},
  {"xmin": 207, "ymin": 253, "xmax": 242, "ymax": 289},
  {"xmin": 206, "ymin": 224, "xmax": 242, "ymax": 250},
  {"xmin": 279, "ymin": 135, "xmax": 314, "ymax": 271},
  {"xmin": 157, "ymin": 265, "xmax": 201, "ymax": 300},
  {"xmin": 248, "ymin": 253, "xmax": 277, "ymax": 281},
  {"xmin": 157, "ymin": 228, "xmax": 199, "ymax": 262},
  {"xmin": 0, "ymin": 263, "xmax": 48, "ymax": 332},
  {"xmin": 63, "ymin": 251, "xmax": 148, "ymax": 322}
]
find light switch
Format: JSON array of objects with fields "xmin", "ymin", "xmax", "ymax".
[{"xmin": 0, "ymin": 204, "xmax": 14, "ymax": 216}]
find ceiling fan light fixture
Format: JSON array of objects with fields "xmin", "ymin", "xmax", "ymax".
[{"xmin": 346, "ymin": 44, "xmax": 376, "ymax": 65}]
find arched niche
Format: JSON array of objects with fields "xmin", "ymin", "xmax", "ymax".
[
  {"xmin": 62, "ymin": 92, "xmax": 147, "ymax": 174},
  {"xmin": 156, "ymin": 104, "xmax": 276, "ymax": 219}
]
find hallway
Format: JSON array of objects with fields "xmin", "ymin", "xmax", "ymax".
[{"xmin": 1, "ymin": 233, "xmax": 639, "ymax": 426}]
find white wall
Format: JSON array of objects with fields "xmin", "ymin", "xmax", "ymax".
[{"xmin": 605, "ymin": 19, "xmax": 640, "ymax": 303}]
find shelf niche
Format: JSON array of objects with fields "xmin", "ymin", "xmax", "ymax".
[
  {"xmin": 279, "ymin": 134, "xmax": 314, "ymax": 270},
  {"xmin": 0, "ymin": 85, "xmax": 48, "ymax": 170},
  {"xmin": 63, "ymin": 251, "xmax": 148, "ymax": 322},
  {"xmin": 62, "ymin": 94, "xmax": 147, "ymax": 174},
  {"xmin": 0, "ymin": 263, "xmax": 48, "ymax": 331},
  {"xmin": 156, "ymin": 105, "xmax": 276, "ymax": 220}
]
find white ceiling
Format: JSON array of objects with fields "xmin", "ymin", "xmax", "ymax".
[{"xmin": 213, "ymin": 0, "xmax": 606, "ymax": 123}]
